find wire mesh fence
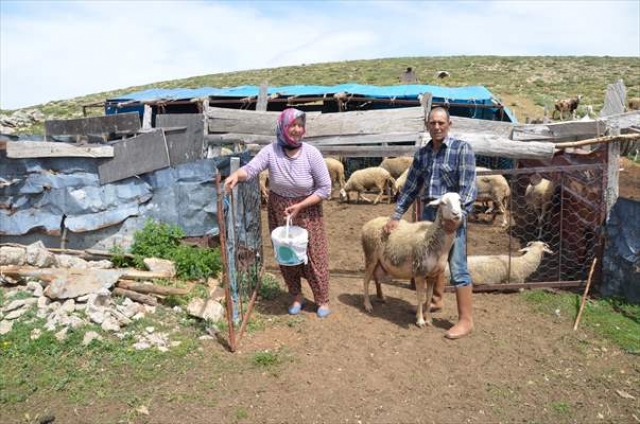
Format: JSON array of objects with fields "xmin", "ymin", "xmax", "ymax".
[{"xmin": 467, "ymin": 163, "xmax": 606, "ymax": 288}]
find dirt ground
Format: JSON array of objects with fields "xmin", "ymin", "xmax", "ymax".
[{"xmin": 222, "ymin": 163, "xmax": 639, "ymax": 424}]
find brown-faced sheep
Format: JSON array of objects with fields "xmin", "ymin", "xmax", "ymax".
[
  {"xmin": 340, "ymin": 167, "xmax": 396, "ymax": 204},
  {"xmin": 360, "ymin": 193, "xmax": 463, "ymax": 328},
  {"xmin": 554, "ymin": 95, "xmax": 582, "ymax": 120},
  {"xmin": 525, "ymin": 175, "xmax": 555, "ymax": 239},
  {"xmin": 379, "ymin": 156, "xmax": 413, "ymax": 179},
  {"xmin": 473, "ymin": 167, "xmax": 511, "ymax": 229},
  {"xmin": 628, "ymin": 97, "xmax": 640, "ymax": 111},
  {"xmin": 325, "ymin": 157, "xmax": 346, "ymax": 200}
]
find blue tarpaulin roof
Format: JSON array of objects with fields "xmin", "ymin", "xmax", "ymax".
[
  {"xmin": 106, "ymin": 83, "xmax": 517, "ymax": 123},
  {"xmin": 108, "ymin": 84, "xmax": 500, "ymax": 103}
]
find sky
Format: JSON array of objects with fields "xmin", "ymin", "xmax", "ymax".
[{"xmin": 1, "ymin": 0, "xmax": 639, "ymax": 110}]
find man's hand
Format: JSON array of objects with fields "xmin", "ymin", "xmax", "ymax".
[{"xmin": 383, "ymin": 218, "xmax": 399, "ymax": 234}]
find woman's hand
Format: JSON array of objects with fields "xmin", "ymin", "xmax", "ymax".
[
  {"xmin": 285, "ymin": 203, "xmax": 303, "ymax": 218},
  {"xmin": 224, "ymin": 169, "xmax": 248, "ymax": 193}
]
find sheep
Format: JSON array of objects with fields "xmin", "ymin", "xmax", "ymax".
[
  {"xmin": 325, "ymin": 157, "xmax": 346, "ymax": 200},
  {"xmin": 554, "ymin": 95, "xmax": 582, "ymax": 120},
  {"xmin": 525, "ymin": 175, "xmax": 555, "ymax": 239},
  {"xmin": 259, "ymin": 170, "xmax": 269, "ymax": 205},
  {"xmin": 394, "ymin": 168, "xmax": 409, "ymax": 195},
  {"xmin": 360, "ymin": 192, "xmax": 463, "ymax": 327},
  {"xmin": 435, "ymin": 70, "xmax": 450, "ymax": 79},
  {"xmin": 472, "ymin": 167, "xmax": 511, "ymax": 229},
  {"xmin": 628, "ymin": 97, "xmax": 640, "ymax": 111},
  {"xmin": 448, "ymin": 241, "xmax": 554, "ymax": 285},
  {"xmin": 340, "ymin": 167, "xmax": 396, "ymax": 204},
  {"xmin": 379, "ymin": 156, "xmax": 413, "ymax": 179}
]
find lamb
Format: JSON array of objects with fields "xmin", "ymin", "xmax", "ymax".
[
  {"xmin": 456, "ymin": 241, "xmax": 554, "ymax": 284},
  {"xmin": 325, "ymin": 157, "xmax": 346, "ymax": 200},
  {"xmin": 360, "ymin": 193, "xmax": 463, "ymax": 327},
  {"xmin": 340, "ymin": 167, "xmax": 396, "ymax": 204},
  {"xmin": 473, "ymin": 167, "xmax": 511, "ymax": 229},
  {"xmin": 554, "ymin": 95, "xmax": 582, "ymax": 120},
  {"xmin": 379, "ymin": 157, "xmax": 413, "ymax": 179},
  {"xmin": 525, "ymin": 175, "xmax": 555, "ymax": 238}
]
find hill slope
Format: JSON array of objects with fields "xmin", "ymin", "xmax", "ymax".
[{"xmin": 2, "ymin": 56, "xmax": 639, "ymax": 134}]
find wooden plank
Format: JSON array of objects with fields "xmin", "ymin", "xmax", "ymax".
[
  {"xmin": 156, "ymin": 114, "xmax": 204, "ymax": 166},
  {"xmin": 98, "ymin": 130, "xmax": 170, "ymax": 184},
  {"xmin": 600, "ymin": 79, "xmax": 626, "ymax": 117},
  {"xmin": 256, "ymin": 82, "xmax": 269, "ymax": 111},
  {"xmin": 6, "ymin": 141, "xmax": 114, "ymax": 158},
  {"xmin": 305, "ymin": 107, "xmax": 425, "ymax": 137},
  {"xmin": 249, "ymin": 137, "xmax": 555, "ymax": 159},
  {"xmin": 45, "ymin": 112, "xmax": 141, "ymax": 139}
]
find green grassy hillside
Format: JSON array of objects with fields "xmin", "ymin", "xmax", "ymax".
[{"xmin": 2, "ymin": 56, "xmax": 639, "ymax": 134}]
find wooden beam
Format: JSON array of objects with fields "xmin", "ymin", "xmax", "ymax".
[
  {"xmin": 45, "ymin": 112, "xmax": 141, "ymax": 139},
  {"xmin": 116, "ymin": 279, "xmax": 189, "ymax": 296},
  {"xmin": 6, "ymin": 141, "xmax": 114, "ymax": 158}
]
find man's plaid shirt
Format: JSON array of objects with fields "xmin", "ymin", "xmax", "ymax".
[{"xmin": 392, "ymin": 136, "xmax": 477, "ymax": 220}]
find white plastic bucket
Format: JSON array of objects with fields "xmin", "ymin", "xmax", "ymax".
[{"xmin": 271, "ymin": 215, "xmax": 308, "ymax": 266}]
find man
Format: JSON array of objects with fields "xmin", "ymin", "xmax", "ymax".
[{"xmin": 384, "ymin": 107, "xmax": 477, "ymax": 339}]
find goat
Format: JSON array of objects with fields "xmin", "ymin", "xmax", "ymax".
[
  {"xmin": 554, "ymin": 95, "xmax": 582, "ymax": 120},
  {"xmin": 360, "ymin": 193, "xmax": 463, "ymax": 328}
]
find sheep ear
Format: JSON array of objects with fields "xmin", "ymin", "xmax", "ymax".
[{"xmin": 427, "ymin": 197, "xmax": 441, "ymax": 207}]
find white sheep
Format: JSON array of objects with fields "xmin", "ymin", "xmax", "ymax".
[
  {"xmin": 525, "ymin": 175, "xmax": 555, "ymax": 238},
  {"xmin": 394, "ymin": 168, "xmax": 409, "ymax": 195},
  {"xmin": 325, "ymin": 157, "xmax": 346, "ymax": 200},
  {"xmin": 457, "ymin": 241, "xmax": 554, "ymax": 284},
  {"xmin": 340, "ymin": 167, "xmax": 396, "ymax": 204},
  {"xmin": 379, "ymin": 157, "xmax": 413, "ymax": 179},
  {"xmin": 473, "ymin": 167, "xmax": 511, "ymax": 229},
  {"xmin": 360, "ymin": 193, "xmax": 463, "ymax": 327}
]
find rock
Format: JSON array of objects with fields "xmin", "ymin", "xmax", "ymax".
[
  {"xmin": 37, "ymin": 295, "xmax": 51, "ymax": 310},
  {"xmin": 26, "ymin": 281, "xmax": 44, "ymax": 297},
  {"xmin": 55, "ymin": 327, "xmax": 68, "ymax": 341},
  {"xmin": 0, "ymin": 246, "xmax": 26, "ymax": 265},
  {"xmin": 87, "ymin": 260, "xmax": 113, "ymax": 269},
  {"xmin": 0, "ymin": 320, "xmax": 13, "ymax": 335},
  {"xmin": 3, "ymin": 297, "xmax": 37, "ymax": 313},
  {"xmin": 187, "ymin": 298, "xmax": 225, "ymax": 322},
  {"xmin": 143, "ymin": 257, "xmax": 176, "ymax": 277},
  {"xmin": 60, "ymin": 299, "xmax": 76, "ymax": 314},
  {"xmin": 101, "ymin": 316, "xmax": 121, "ymax": 332},
  {"xmin": 30, "ymin": 328, "xmax": 42, "ymax": 340},
  {"xmin": 5, "ymin": 305, "xmax": 31, "ymax": 320},
  {"xmin": 25, "ymin": 242, "xmax": 56, "ymax": 267},
  {"xmin": 209, "ymin": 286, "xmax": 226, "ymax": 303},
  {"xmin": 54, "ymin": 254, "xmax": 89, "ymax": 269},
  {"xmin": 44, "ymin": 269, "xmax": 121, "ymax": 300},
  {"xmin": 82, "ymin": 331, "xmax": 102, "ymax": 346}
]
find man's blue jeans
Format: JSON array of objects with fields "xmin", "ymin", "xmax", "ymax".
[{"xmin": 422, "ymin": 205, "xmax": 472, "ymax": 287}]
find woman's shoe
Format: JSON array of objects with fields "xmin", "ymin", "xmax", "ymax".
[
  {"xmin": 316, "ymin": 306, "xmax": 331, "ymax": 318},
  {"xmin": 288, "ymin": 301, "xmax": 305, "ymax": 315}
]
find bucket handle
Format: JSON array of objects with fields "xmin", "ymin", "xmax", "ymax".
[{"xmin": 285, "ymin": 215, "xmax": 292, "ymax": 239}]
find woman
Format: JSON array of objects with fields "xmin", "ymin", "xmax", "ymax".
[{"xmin": 224, "ymin": 108, "xmax": 333, "ymax": 318}]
